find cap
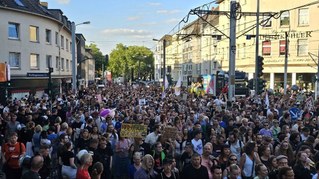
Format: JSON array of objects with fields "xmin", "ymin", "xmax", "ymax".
[{"xmin": 276, "ymin": 155, "xmax": 288, "ymax": 161}]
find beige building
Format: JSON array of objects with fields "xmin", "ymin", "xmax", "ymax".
[
  {"xmin": 217, "ymin": 0, "xmax": 319, "ymax": 91},
  {"xmin": 0, "ymin": 0, "xmax": 74, "ymax": 100},
  {"xmin": 154, "ymin": 0, "xmax": 319, "ymax": 91}
]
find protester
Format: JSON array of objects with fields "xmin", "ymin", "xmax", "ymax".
[
  {"xmin": 0, "ymin": 81, "xmax": 319, "ymax": 179},
  {"xmin": 2, "ymin": 132, "xmax": 26, "ymax": 179},
  {"xmin": 21, "ymin": 155, "xmax": 44, "ymax": 179}
]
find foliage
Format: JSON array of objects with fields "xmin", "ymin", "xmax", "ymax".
[{"xmin": 109, "ymin": 44, "xmax": 154, "ymax": 82}]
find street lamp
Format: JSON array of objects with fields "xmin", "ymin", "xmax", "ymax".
[
  {"xmin": 72, "ymin": 21, "xmax": 90, "ymax": 93},
  {"xmin": 153, "ymin": 38, "xmax": 166, "ymax": 89}
]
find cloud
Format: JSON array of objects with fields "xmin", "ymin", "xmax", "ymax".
[
  {"xmin": 165, "ymin": 18, "xmax": 180, "ymax": 24},
  {"xmin": 156, "ymin": 9, "xmax": 181, "ymax": 14},
  {"xmin": 101, "ymin": 28, "xmax": 151, "ymax": 37},
  {"xmin": 147, "ymin": 2, "xmax": 161, "ymax": 6},
  {"xmin": 127, "ymin": 16, "xmax": 141, "ymax": 21},
  {"xmin": 56, "ymin": 0, "xmax": 70, "ymax": 4}
]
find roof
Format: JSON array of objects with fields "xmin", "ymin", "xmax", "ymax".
[{"xmin": 0, "ymin": 0, "xmax": 72, "ymax": 30}]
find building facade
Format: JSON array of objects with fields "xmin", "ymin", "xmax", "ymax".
[
  {"xmin": 154, "ymin": 0, "xmax": 319, "ymax": 92},
  {"xmin": 0, "ymin": 0, "xmax": 74, "ymax": 100}
]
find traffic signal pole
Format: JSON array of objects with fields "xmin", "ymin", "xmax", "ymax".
[{"xmin": 254, "ymin": 0, "xmax": 260, "ymax": 95}]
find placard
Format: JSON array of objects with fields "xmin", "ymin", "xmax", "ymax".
[
  {"xmin": 120, "ymin": 123, "xmax": 147, "ymax": 138},
  {"xmin": 161, "ymin": 126, "xmax": 179, "ymax": 142}
]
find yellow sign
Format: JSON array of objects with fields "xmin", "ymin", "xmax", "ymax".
[
  {"xmin": 0, "ymin": 63, "xmax": 7, "ymax": 82},
  {"xmin": 120, "ymin": 123, "xmax": 147, "ymax": 138}
]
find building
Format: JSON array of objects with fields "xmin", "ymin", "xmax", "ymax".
[
  {"xmin": 154, "ymin": 0, "xmax": 319, "ymax": 92},
  {"xmin": 0, "ymin": 0, "xmax": 74, "ymax": 100},
  {"xmin": 76, "ymin": 34, "xmax": 95, "ymax": 88},
  {"xmin": 216, "ymin": 0, "xmax": 319, "ymax": 91}
]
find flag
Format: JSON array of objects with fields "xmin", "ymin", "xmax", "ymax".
[
  {"xmin": 174, "ymin": 76, "xmax": 182, "ymax": 96},
  {"xmin": 164, "ymin": 75, "xmax": 169, "ymax": 90},
  {"xmin": 265, "ymin": 92, "xmax": 269, "ymax": 109}
]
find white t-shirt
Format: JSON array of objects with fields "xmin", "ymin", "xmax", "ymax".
[
  {"xmin": 191, "ymin": 138, "xmax": 203, "ymax": 155},
  {"xmin": 145, "ymin": 132, "xmax": 159, "ymax": 146}
]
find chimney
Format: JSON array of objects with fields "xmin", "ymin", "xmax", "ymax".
[{"xmin": 40, "ymin": 2, "xmax": 48, "ymax": 8}]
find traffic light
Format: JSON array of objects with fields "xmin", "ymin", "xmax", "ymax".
[
  {"xmin": 257, "ymin": 78, "xmax": 266, "ymax": 94},
  {"xmin": 247, "ymin": 79, "xmax": 254, "ymax": 90},
  {"xmin": 257, "ymin": 56, "xmax": 264, "ymax": 78}
]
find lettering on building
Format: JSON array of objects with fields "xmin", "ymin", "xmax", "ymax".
[{"xmin": 260, "ymin": 31, "xmax": 312, "ymax": 40}]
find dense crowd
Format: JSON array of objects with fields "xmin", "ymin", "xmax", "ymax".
[{"xmin": 0, "ymin": 83, "xmax": 319, "ymax": 179}]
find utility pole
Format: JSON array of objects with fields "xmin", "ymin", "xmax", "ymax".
[
  {"xmin": 228, "ymin": 0, "xmax": 237, "ymax": 101},
  {"xmin": 317, "ymin": 46, "xmax": 319, "ymax": 98},
  {"xmin": 284, "ymin": 32, "xmax": 289, "ymax": 94},
  {"xmin": 254, "ymin": 0, "xmax": 260, "ymax": 95}
]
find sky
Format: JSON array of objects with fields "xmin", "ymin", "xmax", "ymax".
[{"xmin": 45, "ymin": 0, "xmax": 215, "ymax": 54}]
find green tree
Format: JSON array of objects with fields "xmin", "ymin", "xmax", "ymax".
[
  {"xmin": 109, "ymin": 44, "xmax": 154, "ymax": 82},
  {"xmin": 86, "ymin": 43, "xmax": 105, "ymax": 77}
]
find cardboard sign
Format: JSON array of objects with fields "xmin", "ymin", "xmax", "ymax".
[
  {"xmin": 161, "ymin": 126, "xmax": 179, "ymax": 142},
  {"xmin": 120, "ymin": 123, "xmax": 147, "ymax": 138},
  {"xmin": 139, "ymin": 99, "xmax": 146, "ymax": 106}
]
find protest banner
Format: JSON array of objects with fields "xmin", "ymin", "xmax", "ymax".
[
  {"xmin": 161, "ymin": 126, "xmax": 179, "ymax": 143},
  {"xmin": 120, "ymin": 123, "xmax": 147, "ymax": 138}
]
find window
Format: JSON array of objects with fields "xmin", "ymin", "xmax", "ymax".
[
  {"xmin": 299, "ymin": 8, "xmax": 309, "ymax": 26},
  {"xmin": 46, "ymin": 55, "xmax": 52, "ymax": 68},
  {"xmin": 61, "ymin": 58, "xmax": 64, "ymax": 71},
  {"xmin": 280, "ymin": 11, "xmax": 290, "ymax": 26},
  {"xmin": 297, "ymin": 39, "xmax": 308, "ymax": 56},
  {"xmin": 55, "ymin": 32, "xmax": 58, "ymax": 45},
  {"xmin": 45, "ymin": 29, "xmax": 51, "ymax": 44},
  {"xmin": 66, "ymin": 59, "xmax": 69, "ymax": 71},
  {"xmin": 262, "ymin": 15, "xmax": 272, "ymax": 27},
  {"xmin": 30, "ymin": 54, "xmax": 39, "ymax": 69},
  {"xmin": 9, "ymin": 52, "xmax": 20, "ymax": 68},
  {"xmin": 56, "ymin": 56, "xmax": 60, "ymax": 70},
  {"xmin": 61, "ymin": 35, "xmax": 64, "ymax": 49},
  {"xmin": 66, "ymin": 39, "xmax": 69, "ymax": 51},
  {"xmin": 70, "ymin": 42, "xmax": 72, "ymax": 53},
  {"xmin": 29, "ymin": 26, "xmax": 39, "ymax": 42},
  {"xmin": 8, "ymin": 23, "xmax": 19, "ymax": 39},
  {"xmin": 262, "ymin": 41, "xmax": 271, "ymax": 56},
  {"xmin": 279, "ymin": 40, "xmax": 286, "ymax": 55}
]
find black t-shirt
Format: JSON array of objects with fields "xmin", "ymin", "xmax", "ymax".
[
  {"xmin": 61, "ymin": 150, "xmax": 74, "ymax": 166},
  {"xmin": 181, "ymin": 165, "xmax": 209, "ymax": 179},
  {"xmin": 180, "ymin": 152, "xmax": 192, "ymax": 170},
  {"xmin": 21, "ymin": 170, "xmax": 40, "ymax": 179},
  {"xmin": 155, "ymin": 172, "xmax": 176, "ymax": 179}
]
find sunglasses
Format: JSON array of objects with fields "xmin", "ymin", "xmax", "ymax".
[{"xmin": 230, "ymin": 158, "xmax": 237, "ymax": 161}]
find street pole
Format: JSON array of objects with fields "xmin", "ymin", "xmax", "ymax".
[
  {"xmin": 228, "ymin": 0, "xmax": 237, "ymax": 101},
  {"xmin": 163, "ymin": 39, "xmax": 166, "ymax": 90},
  {"xmin": 284, "ymin": 32, "xmax": 289, "ymax": 94},
  {"xmin": 254, "ymin": 0, "xmax": 260, "ymax": 95},
  {"xmin": 316, "ymin": 46, "xmax": 319, "ymax": 98},
  {"xmin": 71, "ymin": 22, "xmax": 77, "ymax": 93}
]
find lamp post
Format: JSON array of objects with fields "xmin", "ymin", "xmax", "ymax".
[
  {"xmin": 71, "ymin": 21, "xmax": 90, "ymax": 93},
  {"xmin": 153, "ymin": 38, "xmax": 166, "ymax": 89}
]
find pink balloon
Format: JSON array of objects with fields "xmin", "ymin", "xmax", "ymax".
[{"xmin": 100, "ymin": 108, "xmax": 111, "ymax": 117}]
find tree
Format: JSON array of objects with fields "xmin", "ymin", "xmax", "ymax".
[
  {"xmin": 109, "ymin": 44, "xmax": 154, "ymax": 82},
  {"xmin": 86, "ymin": 43, "xmax": 104, "ymax": 77}
]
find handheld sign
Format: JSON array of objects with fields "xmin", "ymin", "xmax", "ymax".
[{"xmin": 289, "ymin": 107, "xmax": 301, "ymax": 121}]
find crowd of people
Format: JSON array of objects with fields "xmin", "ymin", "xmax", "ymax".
[{"xmin": 0, "ymin": 82, "xmax": 319, "ymax": 179}]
